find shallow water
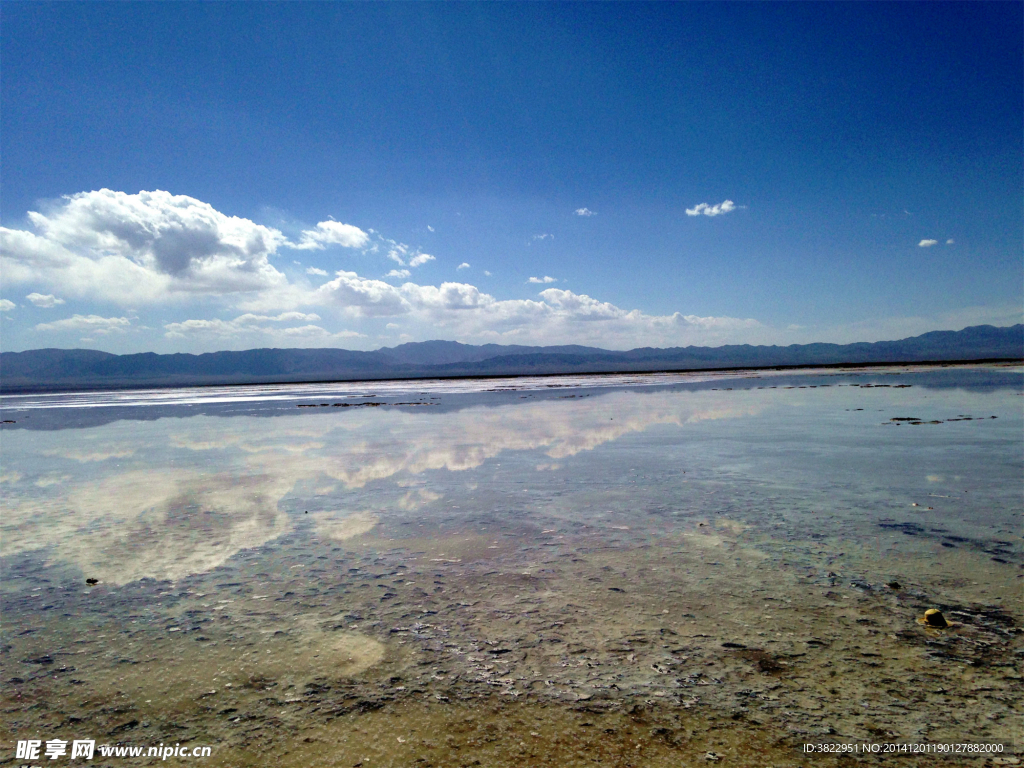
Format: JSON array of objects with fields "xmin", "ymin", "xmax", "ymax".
[{"xmin": 1, "ymin": 364, "xmax": 1021, "ymax": 766}]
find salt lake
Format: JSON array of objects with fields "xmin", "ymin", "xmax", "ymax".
[{"xmin": 1, "ymin": 363, "xmax": 1020, "ymax": 766}]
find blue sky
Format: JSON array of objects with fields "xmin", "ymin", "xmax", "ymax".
[{"xmin": 1, "ymin": 2, "xmax": 1021, "ymax": 353}]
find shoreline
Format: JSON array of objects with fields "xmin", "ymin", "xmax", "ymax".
[{"xmin": 1, "ymin": 356, "xmax": 1021, "ymax": 397}]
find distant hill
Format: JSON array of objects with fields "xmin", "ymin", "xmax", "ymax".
[{"xmin": 1, "ymin": 324, "xmax": 1021, "ymax": 393}]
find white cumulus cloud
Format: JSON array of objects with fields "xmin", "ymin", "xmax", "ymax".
[
  {"xmin": 528, "ymin": 276, "xmax": 558, "ymax": 284},
  {"xmin": 685, "ymin": 200, "xmax": 737, "ymax": 217},
  {"xmin": 306, "ymin": 271, "xmax": 410, "ymax": 317},
  {"xmin": 945, "ymin": 239, "xmax": 954, "ymax": 245},
  {"xmin": 0, "ymin": 299, "xmax": 15, "ymax": 312},
  {"xmin": 387, "ymin": 283, "xmax": 763, "ymax": 348},
  {"xmin": 306, "ymin": 267, "xmax": 328, "ymax": 276},
  {"xmin": 0, "ymin": 189, "xmax": 291, "ymax": 303},
  {"xmin": 918, "ymin": 239, "xmax": 939, "ymax": 247},
  {"xmin": 574, "ymin": 208, "xmax": 596, "ymax": 217},
  {"xmin": 0, "ymin": 191, "xmax": 434, "ymax": 314},
  {"xmin": 293, "ymin": 220, "xmax": 370, "ymax": 250},
  {"xmin": 36, "ymin": 314, "xmax": 132, "ymax": 334},
  {"xmin": 163, "ymin": 312, "xmax": 323, "ymax": 338},
  {"xmin": 457, "ymin": 263, "xmax": 470, "ymax": 270},
  {"xmin": 386, "ymin": 269, "xmax": 411, "ymax": 279},
  {"xmin": 26, "ymin": 293, "xmax": 65, "ymax": 307},
  {"xmin": 373, "ymin": 237, "xmax": 431, "ymax": 269},
  {"xmin": 280, "ymin": 325, "xmax": 364, "ymax": 339}
]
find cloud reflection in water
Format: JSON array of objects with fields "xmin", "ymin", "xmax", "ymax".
[{"xmin": 0, "ymin": 390, "xmax": 763, "ymax": 583}]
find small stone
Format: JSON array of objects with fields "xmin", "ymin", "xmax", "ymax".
[
  {"xmin": 704, "ymin": 752, "xmax": 721, "ymax": 761},
  {"xmin": 86, "ymin": 578, "xmax": 99, "ymax": 585},
  {"xmin": 886, "ymin": 581, "xmax": 901, "ymax": 590},
  {"xmin": 922, "ymin": 609, "xmax": 948, "ymax": 628}
]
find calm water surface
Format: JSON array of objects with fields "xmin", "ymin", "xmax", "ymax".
[{"xmin": 1, "ymin": 364, "xmax": 1021, "ymax": 766}]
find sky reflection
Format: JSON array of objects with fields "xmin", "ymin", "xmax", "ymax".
[{"xmin": 1, "ymin": 371, "xmax": 1020, "ymax": 584}]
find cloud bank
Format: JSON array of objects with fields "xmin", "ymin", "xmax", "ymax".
[
  {"xmin": 1, "ymin": 189, "xmax": 765, "ymax": 349},
  {"xmin": 163, "ymin": 311, "xmax": 364, "ymax": 342},
  {"xmin": 26, "ymin": 293, "xmax": 65, "ymax": 307},
  {"xmin": 35, "ymin": 314, "xmax": 132, "ymax": 334}
]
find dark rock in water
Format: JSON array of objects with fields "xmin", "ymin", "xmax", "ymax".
[
  {"xmin": 886, "ymin": 581, "xmax": 902, "ymax": 589},
  {"xmin": 722, "ymin": 642, "xmax": 746, "ymax": 649},
  {"xmin": 738, "ymin": 649, "xmax": 784, "ymax": 674},
  {"xmin": 923, "ymin": 609, "xmax": 949, "ymax": 628},
  {"xmin": 86, "ymin": 578, "xmax": 99, "ymax": 585},
  {"xmin": 878, "ymin": 521, "xmax": 925, "ymax": 535},
  {"xmin": 108, "ymin": 720, "xmax": 139, "ymax": 735}
]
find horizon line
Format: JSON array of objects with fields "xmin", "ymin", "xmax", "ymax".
[{"xmin": 2, "ymin": 322, "xmax": 1021, "ymax": 358}]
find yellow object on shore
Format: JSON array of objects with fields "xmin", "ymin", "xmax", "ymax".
[{"xmin": 921, "ymin": 608, "xmax": 949, "ymax": 628}]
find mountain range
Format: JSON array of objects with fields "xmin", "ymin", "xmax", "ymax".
[{"xmin": 1, "ymin": 324, "xmax": 1021, "ymax": 393}]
